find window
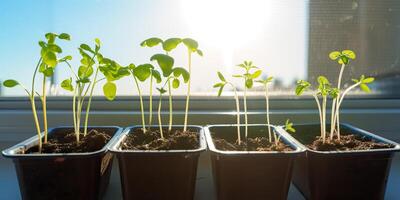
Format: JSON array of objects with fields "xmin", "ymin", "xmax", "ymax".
[{"xmin": 0, "ymin": 0, "xmax": 399, "ymax": 97}]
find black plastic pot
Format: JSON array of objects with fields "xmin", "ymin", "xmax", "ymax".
[
  {"xmin": 277, "ymin": 123, "xmax": 400, "ymax": 200},
  {"xmin": 205, "ymin": 124, "xmax": 304, "ymax": 200},
  {"xmin": 2, "ymin": 126, "xmax": 122, "ymax": 200},
  {"xmin": 108, "ymin": 125, "xmax": 206, "ymax": 200}
]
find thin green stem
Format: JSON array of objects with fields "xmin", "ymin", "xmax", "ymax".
[
  {"xmin": 244, "ymin": 84, "xmax": 248, "ymax": 139},
  {"xmin": 229, "ymin": 83, "xmax": 241, "ymax": 144},
  {"xmin": 313, "ymin": 94, "xmax": 324, "ymax": 143},
  {"xmin": 73, "ymin": 86, "xmax": 77, "ymax": 138},
  {"xmin": 334, "ymin": 63, "xmax": 346, "ymax": 139},
  {"xmin": 264, "ymin": 84, "xmax": 272, "ymax": 143},
  {"xmin": 84, "ymin": 68, "xmax": 99, "ymax": 136},
  {"xmin": 158, "ymin": 93, "xmax": 164, "ymax": 139},
  {"xmin": 42, "ymin": 75, "xmax": 48, "ymax": 143},
  {"xmin": 183, "ymin": 52, "xmax": 192, "ymax": 132},
  {"xmin": 149, "ymin": 75, "xmax": 153, "ymax": 129},
  {"xmin": 31, "ymin": 58, "xmax": 42, "ymax": 152},
  {"xmin": 133, "ymin": 75, "xmax": 146, "ymax": 132},
  {"xmin": 168, "ymin": 79, "xmax": 173, "ymax": 132},
  {"xmin": 322, "ymin": 96, "xmax": 327, "ymax": 143}
]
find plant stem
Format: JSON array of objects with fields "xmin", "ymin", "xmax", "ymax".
[
  {"xmin": 329, "ymin": 99, "xmax": 336, "ymax": 139},
  {"xmin": 76, "ymin": 84, "xmax": 83, "ymax": 143},
  {"xmin": 73, "ymin": 86, "xmax": 77, "ymax": 138},
  {"xmin": 31, "ymin": 59, "xmax": 42, "ymax": 152},
  {"xmin": 322, "ymin": 95, "xmax": 327, "ymax": 143},
  {"xmin": 149, "ymin": 75, "xmax": 153, "ymax": 130},
  {"xmin": 183, "ymin": 52, "xmax": 192, "ymax": 132},
  {"xmin": 42, "ymin": 75, "xmax": 48, "ymax": 143},
  {"xmin": 229, "ymin": 83, "xmax": 241, "ymax": 144},
  {"xmin": 158, "ymin": 93, "xmax": 164, "ymax": 139},
  {"xmin": 133, "ymin": 75, "xmax": 146, "ymax": 133},
  {"xmin": 168, "ymin": 79, "xmax": 173, "ymax": 132},
  {"xmin": 83, "ymin": 68, "xmax": 99, "ymax": 136},
  {"xmin": 264, "ymin": 84, "xmax": 272, "ymax": 142},
  {"xmin": 244, "ymin": 85, "xmax": 248, "ymax": 139},
  {"xmin": 333, "ymin": 63, "xmax": 346, "ymax": 139},
  {"xmin": 313, "ymin": 94, "xmax": 324, "ymax": 143}
]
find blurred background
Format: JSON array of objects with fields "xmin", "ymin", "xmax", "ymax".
[{"xmin": 0, "ymin": 0, "xmax": 399, "ymax": 97}]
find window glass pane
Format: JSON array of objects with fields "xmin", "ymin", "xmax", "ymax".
[{"xmin": 0, "ymin": 0, "xmax": 398, "ymax": 97}]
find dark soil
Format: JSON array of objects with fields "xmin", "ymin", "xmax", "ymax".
[
  {"xmin": 25, "ymin": 129, "xmax": 111, "ymax": 154},
  {"xmin": 308, "ymin": 133, "xmax": 395, "ymax": 151},
  {"xmin": 121, "ymin": 128, "xmax": 199, "ymax": 150},
  {"xmin": 213, "ymin": 136, "xmax": 293, "ymax": 152}
]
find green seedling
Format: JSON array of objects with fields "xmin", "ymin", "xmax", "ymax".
[
  {"xmin": 150, "ymin": 53, "xmax": 189, "ymax": 132},
  {"xmin": 233, "ymin": 61, "xmax": 262, "ymax": 138},
  {"xmin": 141, "ymin": 37, "xmax": 202, "ymax": 132},
  {"xmin": 296, "ymin": 76, "xmax": 336, "ymax": 143},
  {"xmin": 256, "ymin": 75, "xmax": 274, "ymax": 142},
  {"xmin": 3, "ymin": 32, "xmax": 70, "ymax": 152},
  {"xmin": 61, "ymin": 39, "xmax": 127, "ymax": 143},
  {"xmin": 124, "ymin": 63, "xmax": 161, "ymax": 132},
  {"xmin": 213, "ymin": 71, "xmax": 242, "ymax": 144}
]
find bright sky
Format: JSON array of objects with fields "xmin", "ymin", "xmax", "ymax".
[{"xmin": 0, "ymin": 0, "xmax": 308, "ymax": 96}]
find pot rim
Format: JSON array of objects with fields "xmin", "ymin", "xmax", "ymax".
[
  {"xmin": 277, "ymin": 123, "xmax": 400, "ymax": 154},
  {"xmin": 205, "ymin": 124, "xmax": 305, "ymax": 155},
  {"xmin": 108, "ymin": 125, "xmax": 207, "ymax": 154},
  {"xmin": 2, "ymin": 126, "xmax": 123, "ymax": 158}
]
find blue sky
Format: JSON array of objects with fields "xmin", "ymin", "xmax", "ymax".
[{"xmin": 0, "ymin": 0, "xmax": 308, "ymax": 96}]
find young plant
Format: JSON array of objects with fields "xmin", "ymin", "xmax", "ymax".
[
  {"xmin": 295, "ymin": 76, "xmax": 336, "ymax": 143},
  {"xmin": 150, "ymin": 54, "xmax": 189, "ymax": 132},
  {"xmin": 141, "ymin": 37, "xmax": 202, "ymax": 132},
  {"xmin": 181, "ymin": 38, "xmax": 203, "ymax": 132},
  {"xmin": 213, "ymin": 72, "xmax": 242, "ymax": 144},
  {"xmin": 61, "ymin": 39, "xmax": 127, "ymax": 143},
  {"xmin": 124, "ymin": 63, "xmax": 161, "ymax": 132},
  {"xmin": 3, "ymin": 32, "xmax": 70, "ymax": 152},
  {"xmin": 233, "ymin": 61, "xmax": 262, "ymax": 138},
  {"xmin": 328, "ymin": 50, "xmax": 358, "ymax": 139},
  {"xmin": 256, "ymin": 75, "xmax": 274, "ymax": 142}
]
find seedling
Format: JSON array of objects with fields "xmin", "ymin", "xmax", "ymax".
[
  {"xmin": 3, "ymin": 32, "xmax": 70, "ymax": 152},
  {"xmin": 141, "ymin": 37, "xmax": 202, "ymax": 132},
  {"xmin": 61, "ymin": 39, "xmax": 127, "ymax": 143},
  {"xmin": 296, "ymin": 76, "xmax": 336, "ymax": 143},
  {"xmin": 213, "ymin": 71, "xmax": 242, "ymax": 144},
  {"xmin": 233, "ymin": 61, "xmax": 262, "ymax": 138},
  {"xmin": 123, "ymin": 63, "xmax": 161, "ymax": 132},
  {"xmin": 256, "ymin": 75, "xmax": 274, "ymax": 142}
]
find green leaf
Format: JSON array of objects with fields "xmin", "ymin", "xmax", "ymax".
[
  {"xmin": 140, "ymin": 37, "xmax": 163, "ymax": 47},
  {"xmin": 60, "ymin": 55, "xmax": 72, "ymax": 62},
  {"xmin": 45, "ymin": 33, "xmax": 56, "ymax": 44},
  {"xmin": 80, "ymin": 44, "xmax": 94, "ymax": 54},
  {"xmin": 245, "ymin": 79, "xmax": 253, "ymax": 88},
  {"xmin": 38, "ymin": 41, "xmax": 46, "ymax": 48},
  {"xmin": 329, "ymin": 51, "xmax": 341, "ymax": 60},
  {"xmin": 213, "ymin": 82, "xmax": 224, "ymax": 88},
  {"xmin": 150, "ymin": 54, "xmax": 174, "ymax": 77},
  {"xmin": 151, "ymin": 69, "xmax": 162, "ymax": 83},
  {"xmin": 352, "ymin": 78, "xmax": 359, "ymax": 83},
  {"xmin": 338, "ymin": 56, "xmax": 349, "ymax": 64},
  {"xmin": 250, "ymin": 70, "xmax": 262, "ymax": 79},
  {"xmin": 157, "ymin": 87, "xmax": 167, "ymax": 94},
  {"xmin": 58, "ymin": 33, "xmax": 70, "ymax": 40},
  {"xmin": 363, "ymin": 77, "xmax": 375, "ymax": 84},
  {"xmin": 173, "ymin": 67, "xmax": 190, "ymax": 83},
  {"xmin": 317, "ymin": 76, "xmax": 329, "ymax": 85},
  {"xmin": 133, "ymin": 64, "xmax": 152, "ymax": 81},
  {"xmin": 95, "ymin": 38, "xmax": 101, "ymax": 46},
  {"xmin": 182, "ymin": 38, "xmax": 198, "ymax": 52},
  {"xmin": 342, "ymin": 50, "xmax": 356, "ymax": 59},
  {"xmin": 42, "ymin": 68, "xmax": 54, "ymax": 77},
  {"xmin": 218, "ymin": 85, "xmax": 224, "ymax": 97},
  {"xmin": 42, "ymin": 51, "xmax": 58, "ymax": 67},
  {"xmin": 3, "ymin": 79, "xmax": 19, "ymax": 87},
  {"xmin": 295, "ymin": 80, "xmax": 311, "ymax": 95},
  {"xmin": 47, "ymin": 44, "xmax": 62, "ymax": 53},
  {"xmin": 360, "ymin": 84, "xmax": 371, "ymax": 93},
  {"xmin": 172, "ymin": 78, "xmax": 180, "ymax": 88},
  {"xmin": 103, "ymin": 81, "xmax": 117, "ymax": 100},
  {"xmin": 61, "ymin": 78, "xmax": 74, "ymax": 91},
  {"xmin": 78, "ymin": 65, "xmax": 94, "ymax": 78},
  {"xmin": 196, "ymin": 49, "xmax": 203, "ymax": 56},
  {"xmin": 163, "ymin": 38, "xmax": 181, "ymax": 52},
  {"xmin": 217, "ymin": 72, "xmax": 226, "ymax": 82},
  {"xmin": 128, "ymin": 63, "xmax": 136, "ymax": 70},
  {"xmin": 267, "ymin": 76, "xmax": 274, "ymax": 82},
  {"xmin": 232, "ymin": 74, "xmax": 243, "ymax": 78}
]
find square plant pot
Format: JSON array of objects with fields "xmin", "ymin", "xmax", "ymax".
[
  {"xmin": 2, "ymin": 126, "xmax": 123, "ymax": 200},
  {"xmin": 108, "ymin": 125, "xmax": 206, "ymax": 200},
  {"xmin": 277, "ymin": 123, "xmax": 400, "ymax": 200},
  {"xmin": 205, "ymin": 124, "xmax": 304, "ymax": 200}
]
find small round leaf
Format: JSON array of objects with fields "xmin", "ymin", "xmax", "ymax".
[
  {"xmin": 3, "ymin": 79, "xmax": 19, "ymax": 87},
  {"xmin": 103, "ymin": 81, "xmax": 117, "ymax": 100}
]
